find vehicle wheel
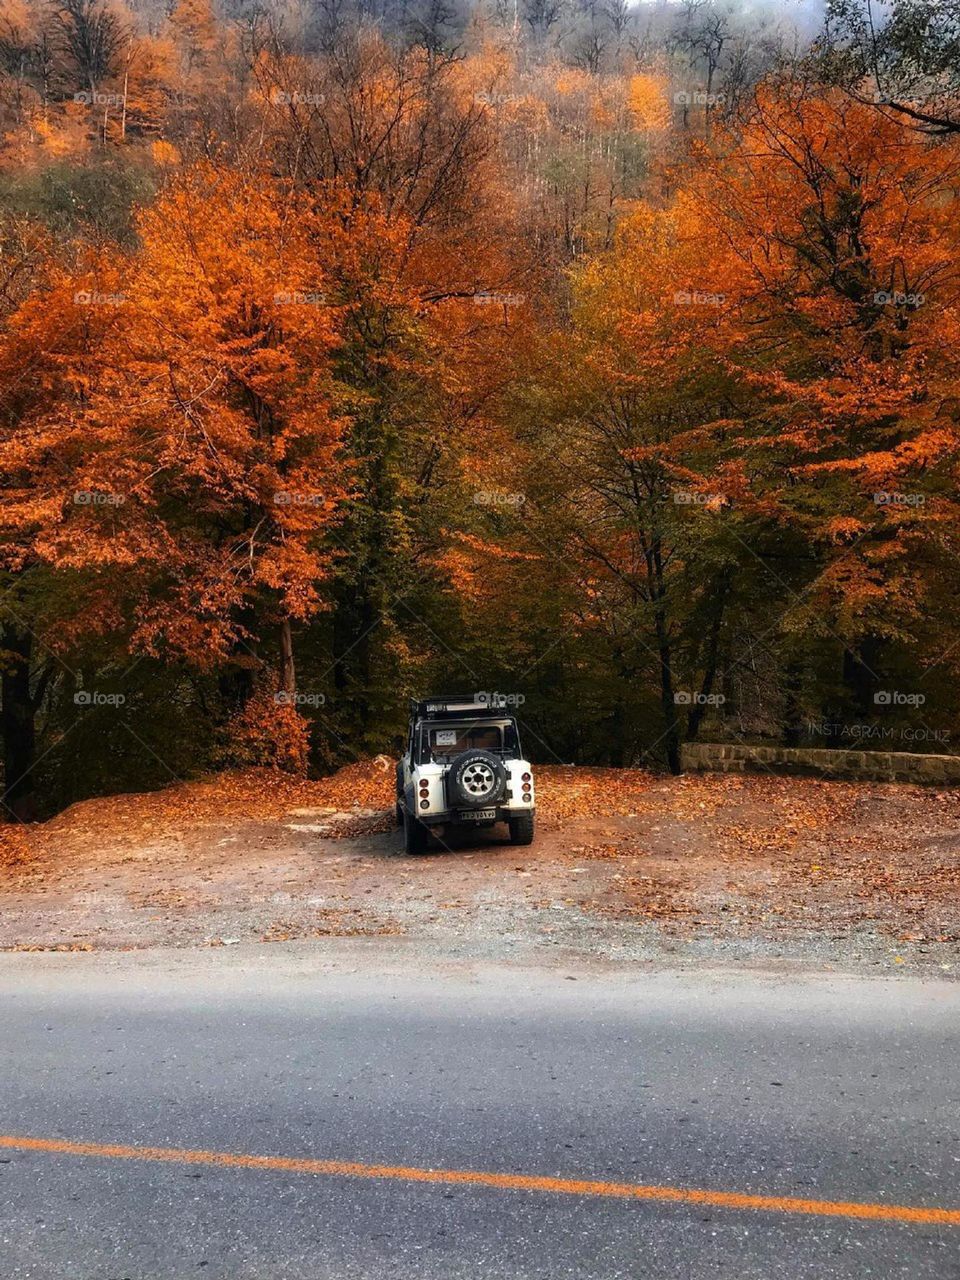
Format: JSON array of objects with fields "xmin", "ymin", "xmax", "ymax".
[
  {"xmin": 508, "ymin": 812, "xmax": 535, "ymax": 845},
  {"xmin": 395, "ymin": 763, "xmax": 405, "ymax": 827},
  {"xmin": 448, "ymin": 750, "xmax": 507, "ymax": 809},
  {"xmin": 403, "ymin": 806, "xmax": 430, "ymax": 855}
]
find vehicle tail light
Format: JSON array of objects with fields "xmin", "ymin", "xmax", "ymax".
[
  {"xmin": 419, "ymin": 799, "xmax": 430, "ymax": 809},
  {"xmin": 521, "ymin": 772, "xmax": 531, "ymax": 782}
]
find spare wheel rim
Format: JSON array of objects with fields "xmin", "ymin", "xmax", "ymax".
[{"xmin": 462, "ymin": 762, "xmax": 495, "ymax": 797}]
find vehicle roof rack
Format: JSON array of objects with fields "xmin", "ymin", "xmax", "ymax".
[{"xmin": 410, "ymin": 693, "xmax": 513, "ymax": 719}]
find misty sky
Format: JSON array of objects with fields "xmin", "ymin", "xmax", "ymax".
[{"xmin": 635, "ymin": 0, "xmax": 827, "ymax": 33}]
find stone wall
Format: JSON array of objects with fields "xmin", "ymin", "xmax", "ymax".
[{"xmin": 680, "ymin": 742, "xmax": 960, "ymax": 785}]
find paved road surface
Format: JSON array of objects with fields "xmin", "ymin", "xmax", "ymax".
[{"xmin": 1, "ymin": 944, "xmax": 958, "ymax": 1279}]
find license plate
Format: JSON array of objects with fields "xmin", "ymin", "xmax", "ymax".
[{"xmin": 462, "ymin": 809, "xmax": 496, "ymax": 821}]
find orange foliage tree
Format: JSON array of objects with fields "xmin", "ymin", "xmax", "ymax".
[
  {"xmin": 680, "ymin": 83, "xmax": 960, "ymax": 677},
  {"xmin": 478, "ymin": 79, "xmax": 960, "ymax": 766},
  {"xmin": 0, "ymin": 164, "xmax": 415, "ymax": 770}
]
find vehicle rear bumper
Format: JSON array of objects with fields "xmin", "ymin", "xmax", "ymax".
[{"xmin": 420, "ymin": 806, "xmax": 535, "ymax": 828}]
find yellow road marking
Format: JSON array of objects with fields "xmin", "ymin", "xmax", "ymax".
[{"xmin": 1, "ymin": 1133, "xmax": 957, "ymax": 1226}]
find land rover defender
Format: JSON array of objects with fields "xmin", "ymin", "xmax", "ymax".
[{"xmin": 396, "ymin": 694, "xmax": 535, "ymax": 854}]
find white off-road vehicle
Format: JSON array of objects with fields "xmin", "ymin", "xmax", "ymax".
[{"xmin": 396, "ymin": 694, "xmax": 536, "ymax": 854}]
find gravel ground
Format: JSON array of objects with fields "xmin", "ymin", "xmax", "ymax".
[{"xmin": 1, "ymin": 766, "xmax": 959, "ymax": 975}]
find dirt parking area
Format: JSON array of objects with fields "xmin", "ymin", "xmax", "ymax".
[{"xmin": 1, "ymin": 761, "xmax": 959, "ymax": 974}]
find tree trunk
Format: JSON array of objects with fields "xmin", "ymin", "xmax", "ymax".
[
  {"xmin": 843, "ymin": 639, "xmax": 880, "ymax": 719},
  {"xmin": 646, "ymin": 536, "xmax": 682, "ymax": 775},
  {"xmin": 608, "ymin": 697, "xmax": 627, "ymax": 767},
  {"xmin": 654, "ymin": 602, "xmax": 683, "ymax": 774},
  {"xmin": 782, "ymin": 659, "xmax": 805, "ymax": 747},
  {"xmin": 0, "ymin": 625, "xmax": 37, "ymax": 821},
  {"xmin": 279, "ymin": 618, "xmax": 296, "ymax": 697},
  {"xmin": 217, "ymin": 613, "xmax": 258, "ymax": 714},
  {"xmin": 687, "ymin": 571, "xmax": 730, "ymax": 740}
]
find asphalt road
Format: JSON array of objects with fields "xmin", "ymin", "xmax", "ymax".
[{"xmin": 1, "ymin": 944, "xmax": 959, "ymax": 1279}]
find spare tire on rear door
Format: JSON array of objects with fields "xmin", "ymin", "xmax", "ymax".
[{"xmin": 447, "ymin": 750, "xmax": 507, "ymax": 809}]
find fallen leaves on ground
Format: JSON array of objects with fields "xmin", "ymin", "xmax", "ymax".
[
  {"xmin": 535, "ymin": 767, "xmax": 654, "ymax": 825},
  {"xmin": 0, "ymin": 827, "xmax": 34, "ymax": 870},
  {"xmin": 0, "ymin": 758, "xmax": 958, "ymax": 953}
]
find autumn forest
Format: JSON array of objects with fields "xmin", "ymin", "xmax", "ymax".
[{"xmin": 0, "ymin": 0, "xmax": 957, "ymax": 818}]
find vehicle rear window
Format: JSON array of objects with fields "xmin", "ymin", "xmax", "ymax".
[{"xmin": 427, "ymin": 724, "xmax": 502, "ymax": 756}]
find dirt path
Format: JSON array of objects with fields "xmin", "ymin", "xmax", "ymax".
[{"xmin": 1, "ymin": 763, "xmax": 959, "ymax": 974}]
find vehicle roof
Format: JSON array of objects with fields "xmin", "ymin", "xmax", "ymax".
[
  {"xmin": 419, "ymin": 715, "xmax": 516, "ymax": 726},
  {"xmin": 410, "ymin": 695, "xmax": 518, "ymax": 720}
]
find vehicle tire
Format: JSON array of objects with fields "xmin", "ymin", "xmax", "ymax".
[
  {"xmin": 395, "ymin": 763, "xmax": 405, "ymax": 827},
  {"xmin": 448, "ymin": 750, "xmax": 507, "ymax": 809},
  {"xmin": 403, "ymin": 806, "xmax": 430, "ymax": 855},
  {"xmin": 508, "ymin": 812, "xmax": 535, "ymax": 845}
]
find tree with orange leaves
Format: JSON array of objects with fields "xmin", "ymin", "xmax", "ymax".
[
  {"xmin": 501, "ymin": 200, "xmax": 748, "ymax": 771},
  {"xmin": 0, "ymin": 226, "xmax": 128, "ymax": 816},
  {"xmin": 499, "ymin": 77, "xmax": 960, "ymax": 767},
  {"xmin": 678, "ymin": 80, "xmax": 960, "ymax": 711},
  {"xmin": 0, "ymin": 164, "xmax": 374, "ymax": 773}
]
